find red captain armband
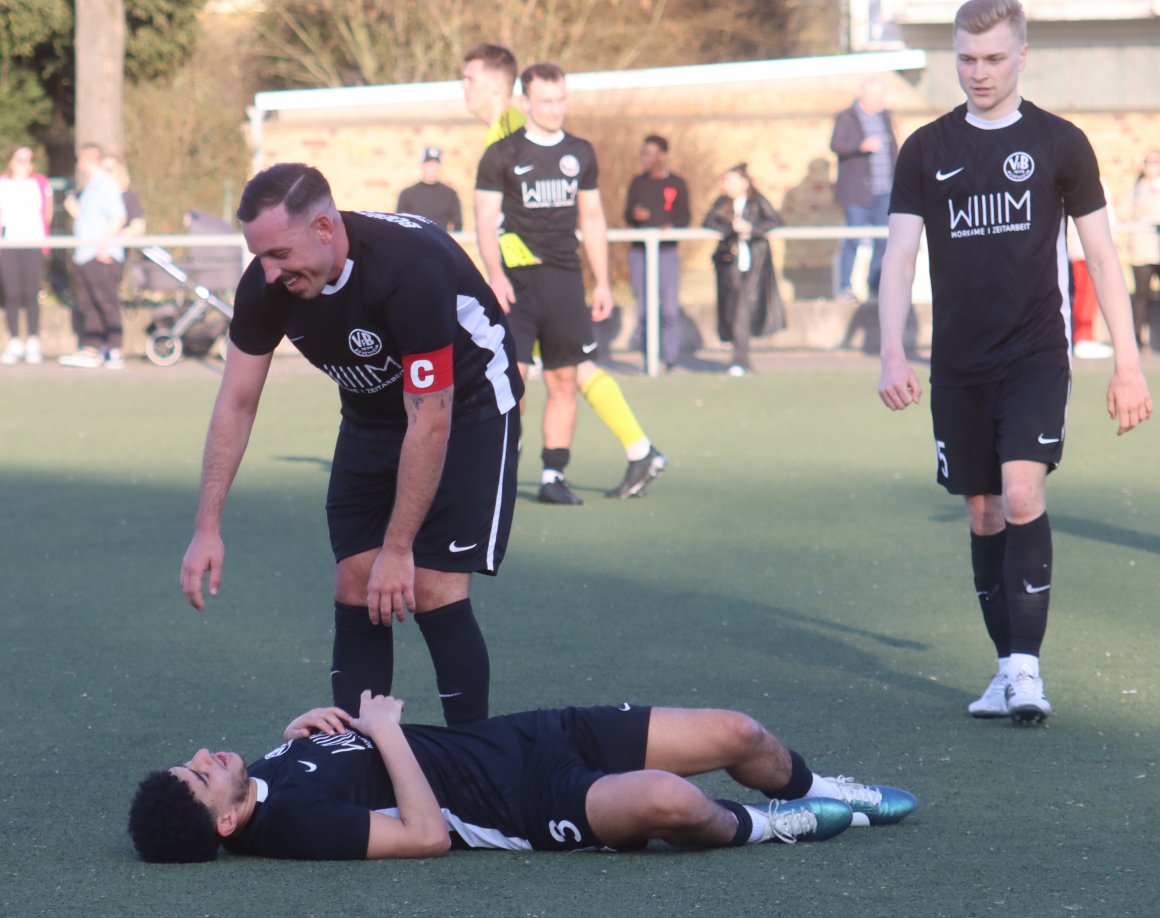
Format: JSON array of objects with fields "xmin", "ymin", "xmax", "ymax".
[{"xmin": 403, "ymin": 344, "xmax": 454, "ymax": 393}]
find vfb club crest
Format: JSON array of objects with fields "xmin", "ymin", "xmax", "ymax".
[
  {"xmin": 558, "ymin": 154, "xmax": 581, "ymax": 178},
  {"xmin": 1003, "ymin": 152, "xmax": 1035, "ymax": 182},
  {"xmin": 348, "ymin": 328, "xmax": 382, "ymax": 357}
]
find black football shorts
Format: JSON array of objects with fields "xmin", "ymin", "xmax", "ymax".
[
  {"xmin": 326, "ymin": 410, "xmax": 519, "ymax": 574},
  {"xmin": 505, "ymin": 264, "xmax": 597, "ymax": 369},
  {"xmin": 516, "ymin": 704, "xmax": 652, "ymax": 852},
  {"xmin": 930, "ymin": 358, "xmax": 1070, "ymax": 496}
]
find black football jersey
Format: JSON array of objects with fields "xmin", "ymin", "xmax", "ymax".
[
  {"xmin": 223, "ymin": 713, "xmax": 572, "ymax": 860},
  {"xmin": 890, "ymin": 101, "xmax": 1105, "ymax": 385},
  {"xmin": 229, "ymin": 211, "xmax": 523, "ymax": 430},
  {"xmin": 475, "ymin": 128, "xmax": 599, "ymax": 270}
]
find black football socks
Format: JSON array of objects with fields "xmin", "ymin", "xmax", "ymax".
[
  {"xmin": 331, "ymin": 601, "xmax": 393, "ymax": 715},
  {"xmin": 1005, "ymin": 513, "xmax": 1052, "ymax": 656},
  {"xmin": 417, "ymin": 598, "xmax": 490, "ymax": 725},
  {"xmin": 971, "ymin": 528, "xmax": 1011, "ymax": 657}
]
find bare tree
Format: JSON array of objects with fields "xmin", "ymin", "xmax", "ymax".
[
  {"xmin": 75, "ymin": 0, "xmax": 125, "ymax": 155},
  {"xmin": 256, "ymin": 0, "xmax": 821, "ymax": 90}
]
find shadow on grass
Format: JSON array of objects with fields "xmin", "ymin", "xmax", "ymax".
[
  {"xmin": 1051, "ymin": 513, "xmax": 1160, "ymax": 555},
  {"xmin": 926, "ymin": 505, "xmax": 1160, "ymax": 555},
  {"xmin": 276, "ymin": 454, "xmax": 333, "ymax": 473}
]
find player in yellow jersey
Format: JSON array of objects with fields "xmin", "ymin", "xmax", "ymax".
[{"xmin": 462, "ymin": 45, "xmax": 667, "ymax": 503}]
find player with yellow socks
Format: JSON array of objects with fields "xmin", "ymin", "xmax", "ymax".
[{"xmin": 464, "ymin": 46, "xmax": 666, "ymax": 503}]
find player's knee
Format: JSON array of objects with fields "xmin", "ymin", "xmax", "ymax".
[
  {"xmin": 635, "ymin": 772, "xmax": 707, "ymax": 828},
  {"xmin": 715, "ymin": 710, "xmax": 768, "ymax": 758},
  {"xmin": 334, "ymin": 554, "xmax": 372, "ymax": 603},
  {"xmin": 1002, "ymin": 483, "xmax": 1044, "ymax": 523}
]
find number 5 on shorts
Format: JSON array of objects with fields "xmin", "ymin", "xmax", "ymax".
[{"xmin": 935, "ymin": 439, "xmax": 949, "ymax": 479}]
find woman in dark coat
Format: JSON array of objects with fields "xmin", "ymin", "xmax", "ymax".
[{"xmin": 702, "ymin": 163, "xmax": 785, "ymax": 375}]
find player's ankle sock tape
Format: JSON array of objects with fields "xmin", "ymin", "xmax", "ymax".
[
  {"xmin": 715, "ymin": 799, "xmax": 753, "ymax": 846},
  {"xmin": 971, "ymin": 529, "xmax": 1011, "ymax": 657},
  {"xmin": 1004, "ymin": 512, "xmax": 1052, "ymax": 656},
  {"xmin": 331, "ymin": 602, "xmax": 393, "ymax": 714},
  {"xmin": 763, "ymin": 748, "xmax": 812, "ymax": 801},
  {"xmin": 416, "ymin": 599, "xmax": 490, "ymax": 725},
  {"xmin": 541, "ymin": 447, "xmax": 570, "ymax": 472},
  {"xmin": 579, "ymin": 368, "xmax": 647, "ymax": 450}
]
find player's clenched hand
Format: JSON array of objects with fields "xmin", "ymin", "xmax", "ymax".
[
  {"xmin": 351, "ymin": 691, "xmax": 405, "ymax": 736},
  {"xmin": 181, "ymin": 530, "xmax": 225, "ymax": 611},
  {"xmin": 1107, "ymin": 367, "xmax": 1153, "ymax": 435},
  {"xmin": 283, "ymin": 706, "xmax": 353, "ymax": 741},
  {"xmin": 490, "ymin": 275, "xmax": 516, "ymax": 314},
  {"xmin": 367, "ymin": 546, "xmax": 415, "ymax": 625},
  {"xmin": 878, "ymin": 354, "xmax": 922, "ymax": 411},
  {"xmin": 590, "ymin": 283, "xmax": 614, "ymax": 322}
]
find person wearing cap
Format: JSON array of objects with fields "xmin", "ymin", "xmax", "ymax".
[{"xmin": 396, "ymin": 148, "xmax": 463, "ymax": 233}]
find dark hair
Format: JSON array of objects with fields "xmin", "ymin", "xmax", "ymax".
[
  {"xmin": 643, "ymin": 135, "xmax": 668, "ymax": 153},
  {"xmin": 464, "ymin": 43, "xmax": 518, "ymax": 88},
  {"xmin": 726, "ymin": 162, "xmax": 757, "ymax": 189},
  {"xmin": 236, "ymin": 163, "xmax": 333, "ymax": 224},
  {"xmin": 520, "ymin": 62, "xmax": 566, "ymax": 94},
  {"xmin": 128, "ymin": 771, "xmax": 221, "ymax": 863}
]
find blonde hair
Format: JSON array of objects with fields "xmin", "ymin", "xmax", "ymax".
[{"xmin": 953, "ymin": 0, "xmax": 1027, "ymax": 42}]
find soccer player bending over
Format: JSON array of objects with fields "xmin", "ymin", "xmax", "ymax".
[{"xmin": 129, "ymin": 692, "xmax": 915, "ymax": 861}]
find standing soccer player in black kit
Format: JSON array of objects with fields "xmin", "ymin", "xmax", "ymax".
[
  {"xmin": 180, "ymin": 164, "xmax": 523, "ymax": 726},
  {"xmin": 878, "ymin": 0, "xmax": 1152, "ymax": 724},
  {"xmin": 475, "ymin": 62, "xmax": 667, "ymax": 504}
]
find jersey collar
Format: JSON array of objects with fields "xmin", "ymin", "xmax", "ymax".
[
  {"xmin": 965, "ymin": 100, "xmax": 1023, "ymax": 131},
  {"xmin": 524, "ymin": 129, "xmax": 565, "ymax": 147},
  {"xmin": 253, "ymin": 777, "xmax": 269, "ymax": 802},
  {"xmin": 321, "ymin": 258, "xmax": 354, "ymax": 295}
]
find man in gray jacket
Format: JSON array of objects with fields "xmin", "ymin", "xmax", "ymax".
[{"xmin": 830, "ymin": 77, "xmax": 899, "ymax": 302}]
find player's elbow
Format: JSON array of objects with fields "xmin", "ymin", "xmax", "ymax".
[{"xmin": 412, "ymin": 826, "xmax": 452, "ymax": 858}]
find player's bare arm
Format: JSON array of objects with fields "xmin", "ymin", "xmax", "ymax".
[
  {"xmin": 577, "ymin": 188, "xmax": 613, "ymax": 320},
  {"xmin": 283, "ymin": 706, "xmax": 353, "ymax": 741},
  {"xmin": 472, "ymin": 189, "xmax": 514, "ymax": 311},
  {"xmin": 877, "ymin": 213, "xmax": 925, "ymax": 410},
  {"xmin": 181, "ymin": 348, "xmax": 274, "ymax": 610},
  {"xmin": 1073, "ymin": 208, "xmax": 1154, "ymax": 434},
  {"xmin": 367, "ymin": 384, "xmax": 454, "ymax": 624},
  {"xmin": 351, "ymin": 692, "xmax": 451, "ymax": 859}
]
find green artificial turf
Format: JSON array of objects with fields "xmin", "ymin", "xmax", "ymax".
[{"xmin": 2, "ymin": 357, "xmax": 1158, "ymax": 917}]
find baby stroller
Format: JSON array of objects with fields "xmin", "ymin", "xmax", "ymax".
[{"xmin": 135, "ymin": 211, "xmax": 239, "ymax": 366}]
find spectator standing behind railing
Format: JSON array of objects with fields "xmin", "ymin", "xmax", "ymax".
[
  {"xmin": 830, "ymin": 77, "xmax": 898, "ymax": 303},
  {"xmin": 396, "ymin": 147, "xmax": 463, "ymax": 232},
  {"xmin": 0, "ymin": 146, "xmax": 52, "ymax": 365},
  {"xmin": 59, "ymin": 143, "xmax": 127, "ymax": 369},
  {"xmin": 104, "ymin": 153, "xmax": 147, "ymax": 299},
  {"xmin": 1121, "ymin": 150, "xmax": 1160, "ymax": 352},
  {"xmin": 624, "ymin": 135, "xmax": 690, "ymax": 372},
  {"xmin": 702, "ymin": 163, "xmax": 785, "ymax": 377}
]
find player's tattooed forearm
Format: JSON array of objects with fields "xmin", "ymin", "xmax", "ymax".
[{"xmin": 405, "ymin": 391, "xmax": 450, "ymax": 413}]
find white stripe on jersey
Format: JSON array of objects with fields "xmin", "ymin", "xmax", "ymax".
[
  {"xmin": 375, "ymin": 806, "xmax": 533, "ymax": 851},
  {"xmin": 456, "ymin": 294, "xmax": 517, "ymax": 414},
  {"xmin": 1055, "ymin": 220, "xmax": 1073, "ymax": 361},
  {"xmin": 485, "ymin": 412, "xmax": 511, "ymax": 572}
]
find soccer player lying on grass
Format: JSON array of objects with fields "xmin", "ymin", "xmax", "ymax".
[{"xmin": 129, "ymin": 692, "xmax": 915, "ymax": 862}]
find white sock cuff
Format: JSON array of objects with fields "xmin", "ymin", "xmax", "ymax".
[
  {"xmin": 1008, "ymin": 652, "xmax": 1039, "ymax": 678},
  {"xmin": 806, "ymin": 773, "xmax": 839, "ymax": 798},
  {"xmin": 742, "ymin": 804, "xmax": 769, "ymax": 844},
  {"xmin": 625, "ymin": 437, "xmax": 651, "ymax": 461}
]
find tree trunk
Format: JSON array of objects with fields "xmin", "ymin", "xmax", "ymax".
[{"xmin": 75, "ymin": 0, "xmax": 126, "ymax": 158}]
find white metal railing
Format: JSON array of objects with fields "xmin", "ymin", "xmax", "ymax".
[{"xmin": 8, "ymin": 222, "xmax": 1155, "ymax": 377}]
